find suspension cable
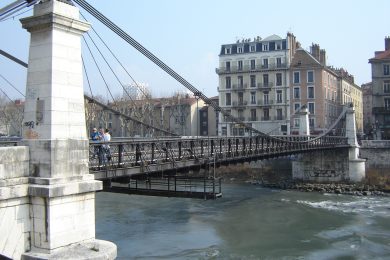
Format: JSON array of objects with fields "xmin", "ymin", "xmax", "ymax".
[{"xmin": 72, "ymin": 0, "xmax": 267, "ymax": 137}]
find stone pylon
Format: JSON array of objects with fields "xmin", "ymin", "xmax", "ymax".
[
  {"xmin": 20, "ymin": 0, "xmax": 116, "ymax": 258},
  {"xmin": 299, "ymin": 105, "xmax": 310, "ymax": 136},
  {"xmin": 345, "ymin": 104, "xmax": 366, "ymax": 182}
]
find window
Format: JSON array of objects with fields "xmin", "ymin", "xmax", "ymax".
[
  {"xmin": 250, "ymin": 59, "xmax": 256, "ymax": 70},
  {"xmin": 308, "ymin": 86, "xmax": 314, "ymax": 98},
  {"xmin": 263, "ymin": 108, "xmax": 269, "ymax": 120},
  {"xmin": 262, "ymin": 44, "xmax": 269, "ymax": 51},
  {"xmin": 238, "ymin": 92, "xmax": 244, "ymax": 104},
  {"xmin": 225, "ymin": 61, "xmax": 231, "ymax": 71},
  {"xmin": 294, "ymin": 118, "xmax": 300, "ymax": 127},
  {"xmin": 275, "ymin": 42, "xmax": 281, "ymax": 50},
  {"xmin": 238, "ymin": 60, "xmax": 243, "ymax": 71},
  {"xmin": 225, "ymin": 47, "xmax": 231, "ymax": 54},
  {"xmin": 276, "ymin": 109, "xmax": 283, "ymax": 120},
  {"xmin": 384, "ymin": 81, "xmax": 390, "ymax": 93},
  {"xmin": 276, "ymin": 57, "xmax": 282, "ymax": 68},
  {"xmin": 276, "ymin": 73, "xmax": 282, "ymax": 86},
  {"xmin": 225, "ymin": 76, "xmax": 231, "ymax": 89},
  {"xmin": 293, "ymin": 71, "xmax": 300, "ymax": 84},
  {"xmin": 384, "ymin": 64, "xmax": 390, "ymax": 75},
  {"xmin": 250, "ymin": 109, "xmax": 257, "ymax": 121},
  {"xmin": 250, "ymin": 45, "xmax": 256, "ymax": 52},
  {"xmin": 238, "ymin": 76, "xmax": 244, "ymax": 88},
  {"xmin": 250, "ymin": 75, "xmax": 256, "ymax": 88},
  {"xmin": 263, "ymin": 58, "xmax": 268, "ymax": 69},
  {"xmin": 276, "ymin": 90, "xmax": 283, "ymax": 103},
  {"xmin": 308, "ymin": 102, "xmax": 315, "ymax": 114},
  {"xmin": 309, "ymin": 118, "xmax": 315, "ymax": 127},
  {"xmin": 385, "ymin": 98, "xmax": 390, "ymax": 110},
  {"xmin": 237, "ymin": 46, "xmax": 243, "ymax": 53},
  {"xmin": 294, "ymin": 103, "xmax": 300, "ymax": 111},
  {"xmin": 263, "ymin": 74, "xmax": 269, "ymax": 87},
  {"xmin": 250, "ymin": 92, "xmax": 256, "ymax": 104},
  {"xmin": 225, "ymin": 93, "xmax": 231, "ymax": 106},
  {"xmin": 294, "ymin": 87, "xmax": 300, "ymax": 99},
  {"xmin": 307, "ymin": 71, "xmax": 314, "ymax": 83},
  {"xmin": 263, "ymin": 92, "xmax": 269, "ymax": 105}
]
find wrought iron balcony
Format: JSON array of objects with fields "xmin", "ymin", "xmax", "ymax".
[
  {"xmin": 373, "ymin": 107, "xmax": 390, "ymax": 114},
  {"xmin": 257, "ymin": 82, "xmax": 274, "ymax": 89},
  {"xmin": 232, "ymin": 101, "xmax": 248, "ymax": 107},
  {"xmin": 257, "ymin": 100, "xmax": 274, "ymax": 106}
]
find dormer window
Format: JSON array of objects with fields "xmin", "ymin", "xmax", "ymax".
[
  {"xmin": 237, "ymin": 46, "xmax": 244, "ymax": 53},
  {"xmin": 250, "ymin": 45, "xmax": 256, "ymax": 52},
  {"xmin": 275, "ymin": 42, "xmax": 282, "ymax": 50},
  {"xmin": 262, "ymin": 44, "xmax": 269, "ymax": 51},
  {"xmin": 225, "ymin": 47, "xmax": 231, "ymax": 54}
]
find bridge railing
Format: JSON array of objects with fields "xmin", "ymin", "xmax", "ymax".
[{"xmin": 88, "ymin": 135, "xmax": 348, "ymax": 171}]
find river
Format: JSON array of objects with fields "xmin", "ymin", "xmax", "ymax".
[{"xmin": 95, "ymin": 184, "xmax": 390, "ymax": 259}]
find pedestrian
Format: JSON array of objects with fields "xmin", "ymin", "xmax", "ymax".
[
  {"xmin": 90, "ymin": 127, "xmax": 100, "ymax": 159},
  {"xmin": 102, "ymin": 128, "xmax": 112, "ymax": 165}
]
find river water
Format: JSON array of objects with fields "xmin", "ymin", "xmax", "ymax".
[{"xmin": 95, "ymin": 184, "xmax": 390, "ymax": 259}]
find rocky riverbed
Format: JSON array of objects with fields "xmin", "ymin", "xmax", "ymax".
[{"xmin": 253, "ymin": 181, "xmax": 389, "ymax": 196}]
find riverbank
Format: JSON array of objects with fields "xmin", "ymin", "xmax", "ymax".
[{"xmin": 212, "ymin": 163, "xmax": 390, "ymax": 196}]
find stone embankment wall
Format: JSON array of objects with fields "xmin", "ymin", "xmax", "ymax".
[
  {"xmin": 360, "ymin": 140, "xmax": 390, "ymax": 169},
  {"xmin": 0, "ymin": 146, "xmax": 30, "ymax": 259}
]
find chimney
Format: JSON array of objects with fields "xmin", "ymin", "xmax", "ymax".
[
  {"xmin": 310, "ymin": 43, "xmax": 320, "ymax": 62},
  {"xmin": 385, "ymin": 36, "xmax": 390, "ymax": 51},
  {"xmin": 320, "ymin": 49, "xmax": 326, "ymax": 66}
]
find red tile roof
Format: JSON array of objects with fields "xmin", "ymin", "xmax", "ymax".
[{"xmin": 371, "ymin": 50, "xmax": 390, "ymax": 60}]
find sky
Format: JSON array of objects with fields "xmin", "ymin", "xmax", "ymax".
[{"xmin": 0, "ymin": 0, "xmax": 389, "ymax": 101}]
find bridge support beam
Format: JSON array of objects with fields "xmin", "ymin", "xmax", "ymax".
[{"xmin": 17, "ymin": 0, "xmax": 116, "ymax": 259}]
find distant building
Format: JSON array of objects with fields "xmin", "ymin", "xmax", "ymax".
[
  {"xmin": 368, "ymin": 37, "xmax": 390, "ymax": 140},
  {"xmin": 122, "ymin": 82, "xmax": 151, "ymax": 100},
  {"xmin": 89, "ymin": 94, "xmax": 220, "ymax": 138},
  {"xmin": 289, "ymin": 43, "xmax": 362, "ymax": 135},
  {"xmin": 216, "ymin": 33, "xmax": 298, "ymax": 136},
  {"xmin": 334, "ymin": 68, "xmax": 363, "ymax": 135},
  {"xmin": 362, "ymin": 82, "xmax": 373, "ymax": 137}
]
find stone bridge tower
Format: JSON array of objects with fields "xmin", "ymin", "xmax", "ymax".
[{"xmin": 17, "ymin": 0, "xmax": 116, "ymax": 258}]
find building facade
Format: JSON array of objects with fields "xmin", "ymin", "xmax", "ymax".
[
  {"xmin": 361, "ymin": 82, "xmax": 373, "ymax": 136},
  {"xmin": 216, "ymin": 33, "xmax": 298, "ymax": 136},
  {"xmin": 289, "ymin": 44, "xmax": 340, "ymax": 134},
  {"xmin": 368, "ymin": 37, "xmax": 390, "ymax": 140}
]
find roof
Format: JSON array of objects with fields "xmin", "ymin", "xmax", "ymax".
[
  {"xmin": 262, "ymin": 34, "xmax": 283, "ymax": 42},
  {"xmin": 369, "ymin": 50, "xmax": 390, "ymax": 61}
]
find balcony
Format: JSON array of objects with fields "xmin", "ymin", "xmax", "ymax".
[
  {"xmin": 273, "ymin": 116, "xmax": 286, "ymax": 121},
  {"xmin": 232, "ymin": 84, "xmax": 247, "ymax": 90},
  {"xmin": 261, "ymin": 116, "xmax": 271, "ymax": 121},
  {"xmin": 247, "ymin": 116, "xmax": 258, "ymax": 121},
  {"xmin": 232, "ymin": 101, "xmax": 248, "ymax": 107},
  {"xmin": 373, "ymin": 107, "xmax": 390, "ymax": 114},
  {"xmin": 216, "ymin": 63, "xmax": 287, "ymax": 74},
  {"xmin": 257, "ymin": 82, "xmax": 274, "ymax": 89},
  {"xmin": 257, "ymin": 100, "xmax": 274, "ymax": 106}
]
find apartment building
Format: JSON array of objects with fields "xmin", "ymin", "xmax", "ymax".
[
  {"xmin": 361, "ymin": 82, "xmax": 373, "ymax": 136},
  {"xmin": 216, "ymin": 33, "xmax": 298, "ymax": 136},
  {"xmin": 290, "ymin": 44, "xmax": 341, "ymax": 134},
  {"xmin": 368, "ymin": 37, "xmax": 390, "ymax": 140},
  {"xmin": 335, "ymin": 68, "xmax": 363, "ymax": 135}
]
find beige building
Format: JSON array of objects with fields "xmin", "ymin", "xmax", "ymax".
[
  {"xmin": 362, "ymin": 82, "xmax": 373, "ymax": 136},
  {"xmin": 334, "ymin": 68, "xmax": 363, "ymax": 135},
  {"xmin": 216, "ymin": 33, "xmax": 298, "ymax": 136},
  {"xmin": 368, "ymin": 37, "xmax": 390, "ymax": 140},
  {"xmin": 289, "ymin": 44, "xmax": 341, "ymax": 134}
]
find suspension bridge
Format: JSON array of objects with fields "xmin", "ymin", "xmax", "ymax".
[{"xmin": 0, "ymin": 1, "xmax": 366, "ymax": 259}]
